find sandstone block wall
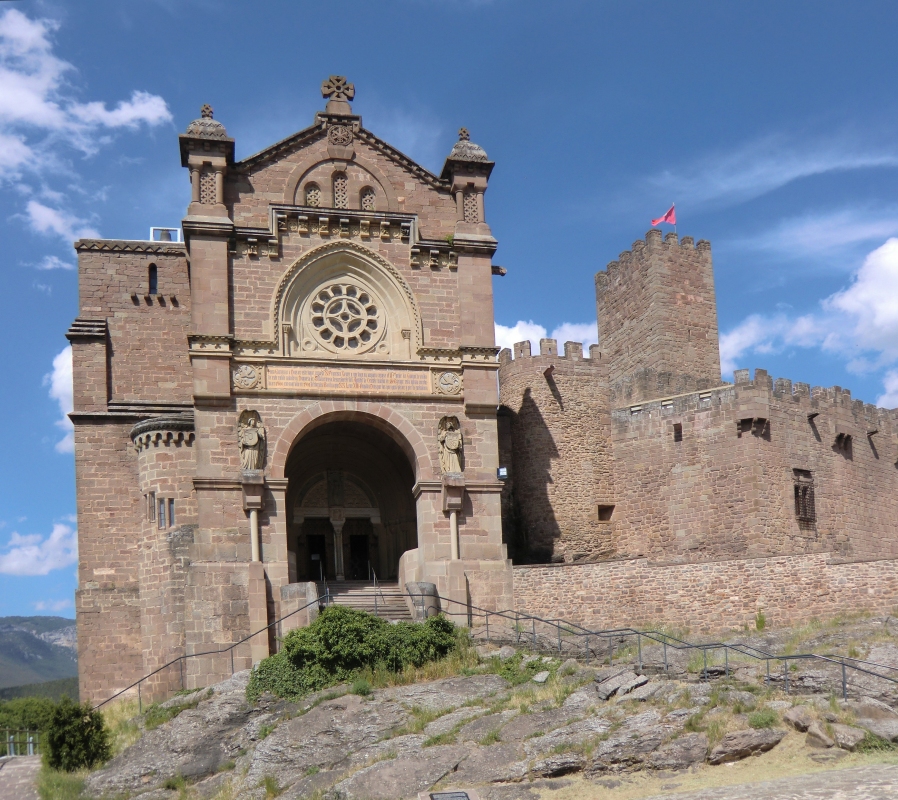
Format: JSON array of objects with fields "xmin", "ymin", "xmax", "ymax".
[
  {"xmin": 595, "ymin": 231, "xmax": 720, "ymax": 400},
  {"xmin": 512, "ymin": 552, "xmax": 898, "ymax": 633},
  {"xmin": 498, "ymin": 340, "xmax": 616, "ymax": 563}
]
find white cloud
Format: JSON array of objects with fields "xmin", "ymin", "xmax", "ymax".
[
  {"xmin": 34, "ymin": 598, "xmax": 72, "ymax": 612},
  {"xmin": 721, "ymin": 238, "xmax": 898, "ymax": 404},
  {"xmin": 496, "ymin": 320, "xmax": 598, "ymax": 356},
  {"xmin": 0, "ymin": 523, "xmax": 78, "ymax": 576},
  {"xmin": 44, "ymin": 345, "xmax": 73, "ymax": 453},
  {"xmin": 650, "ymin": 134, "xmax": 898, "ymax": 208},
  {"xmin": 35, "ymin": 254, "xmax": 74, "ymax": 270},
  {"xmin": 26, "ymin": 200, "xmax": 98, "ymax": 241},
  {"xmin": 69, "ymin": 90, "xmax": 172, "ymax": 129}
]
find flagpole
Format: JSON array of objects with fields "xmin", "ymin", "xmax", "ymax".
[{"xmin": 673, "ymin": 202, "xmax": 677, "ymax": 237}]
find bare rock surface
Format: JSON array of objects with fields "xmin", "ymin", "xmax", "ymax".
[
  {"xmin": 805, "ymin": 720, "xmax": 835, "ymax": 748},
  {"xmin": 832, "ymin": 722, "xmax": 867, "ymax": 751},
  {"xmin": 449, "ymin": 743, "xmax": 529, "ymax": 784},
  {"xmin": 846, "ymin": 696, "xmax": 898, "ymax": 741},
  {"xmin": 708, "ymin": 728, "xmax": 787, "ymax": 764},
  {"xmin": 381, "ymin": 673, "xmax": 508, "ymax": 710},
  {"xmin": 646, "ymin": 732, "xmax": 709, "ymax": 770},
  {"xmin": 784, "ymin": 705, "xmax": 815, "ymax": 731}
]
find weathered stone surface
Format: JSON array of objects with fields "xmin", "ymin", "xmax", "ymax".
[
  {"xmin": 498, "ymin": 708, "xmax": 573, "ymax": 742},
  {"xmin": 783, "ymin": 705, "xmax": 815, "ymax": 732},
  {"xmin": 587, "ymin": 711, "xmax": 671, "ymax": 774},
  {"xmin": 845, "ymin": 697, "xmax": 898, "ymax": 741},
  {"xmin": 562, "ymin": 687, "xmax": 600, "ymax": 713},
  {"xmin": 627, "ymin": 680, "xmax": 663, "ymax": 702},
  {"xmin": 832, "ymin": 723, "xmax": 867, "ymax": 752},
  {"xmin": 708, "ymin": 728, "xmax": 786, "ymax": 764},
  {"xmin": 617, "ymin": 674, "xmax": 649, "ymax": 696},
  {"xmin": 85, "ymin": 672, "xmax": 256, "ymax": 795},
  {"xmin": 646, "ymin": 732, "xmax": 708, "ymax": 771},
  {"xmin": 524, "ymin": 715, "xmax": 612, "ymax": 757},
  {"xmin": 530, "ymin": 752, "xmax": 586, "ymax": 777},
  {"xmin": 331, "ymin": 744, "xmax": 467, "ymax": 799},
  {"xmin": 457, "ymin": 710, "xmax": 518, "ymax": 743},
  {"xmin": 382, "ymin": 675, "xmax": 508, "ymax": 711},
  {"xmin": 532, "ymin": 670, "xmax": 550, "ymax": 684},
  {"xmin": 559, "ymin": 658, "xmax": 580, "ymax": 675},
  {"xmin": 805, "ymin": 721, "xmax": 835, "ymax": 748},
  {"xmin": 423, "ymin": 707, "xmax": 486, "ymax": 738},
  {"xmin": 497, "ymin": 646, "xmax": 516, "ymax": 661},
  {"xmin": 596, "ymin": 670, "xmax": 639, "ymax": 700},
  {"xmin": 450, "ymin": 743, "xmax": 529, "ymax": 784}
]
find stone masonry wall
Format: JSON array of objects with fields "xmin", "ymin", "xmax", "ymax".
[
  {"xmin": 595, "ymin": 231, "xmax": 720, "ymax": 401},
  {"xmin": 513, "ymin": 552, "xmax": 898, "ymax": 634},
  {"xmin": 498, "ymin": 339, "xmax": 616, "ymax": 563}
]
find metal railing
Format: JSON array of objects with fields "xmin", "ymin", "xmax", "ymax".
[
  {"xmin": 92, "ymin": 589, "xmax": 898, "ymax": 715},
  {"xmin": 2, "ymin": 729, "xmax": 40, "ymax": 757}
]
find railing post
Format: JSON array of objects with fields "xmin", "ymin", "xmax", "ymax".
[
  {"xmin": 375, "ymin": 592, "xmax": 378, "ymax": 617},
  {"xmin": 585, "ymin": 635, "xmax": 589, "ymax": 664},
  {"xmin": 702, "ymin": 648, "xmax": 707, "ymax": 681},
  {"xmin": 842, "ymin": 660, "xmax": 848, "ymax": 700},
  {"xmin": 557, "ymin": 622, "xmax": 562, "ymax": 654},
  {"xmin": 725, "ymin": 647, "xmax": 729, "ymax": 678},
  {"xmin": 637, "ymin": 634, "xmax": 642, "ymax": 673},
  {"xmin": 784, "ymin": 661, "xmax": 789, "ymax": 693},
  {"xmin": 663, "ymin": 639, "xmax": 668, "ymax": 674},
  {"xmin": 28, "ymin": 735, "xmax": 34, "ymax": 756},
  {"xmin": 608, "ymin": 636, "xmax": 613, "ymax": 666},
  {"xmin": 486, "ymin": 612, "xmax": 490, "ymax": 643},
  {"xmin": 531, "ymin": 617, "xmax": 536, "ymax": 649},
  {"xmin": 138, "ymin": 681, "xmax": 142, "ymax": 714},
  {"xmin": 231, "ymin": 646, "xmax": 235, "ymax": 675},
  {"xmin": 180, "ymin": 657, "xmax": 185, "ymax": 691},
  {"xmin": 766, "ymin": 659, "xmax": 770, "ymax": 687},
  {"xmin": 515, "ymin": 612, "xmax": 520, "ymax": 645}
]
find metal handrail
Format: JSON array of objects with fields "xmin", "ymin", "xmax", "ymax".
[
  {"xmin": 93, "ymin": 588, "xmax": 898, "ymax": 715},
  {"xmin": 2, "ymin": 729, "xmax": 40, "ymax": 757},
  {"xmin": 368, "ymin": 562, "xmax": 388, "ymax": 617}
]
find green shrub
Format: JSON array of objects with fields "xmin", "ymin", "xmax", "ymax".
[
  {"xmin": 246, "ymin": 607, "xmax": 457, "ymax": 701},
  {"xmin": 747, "ymin": 707, "xmax": 779, "ymax": 729},
  {"xmin": 755, "ymin": 611, "xmax": 766, "ymax": 631},
  {"xmin": 351, "ymin": 677, "xmax": 373, "ymax": 696},
  {"xmin": 45, "ymin": 697, "xmax": 111, "ymax": 772},
  {"xmin": 856, "ymin": 731, "xmax": 898, "ymax": 753},
  {"xmin": 491, "ymin": 653, "xmax": 548, "ymax": 686}
]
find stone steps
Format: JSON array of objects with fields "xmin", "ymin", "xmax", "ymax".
[{"xmin": 319, "ymin": 581, "xmax": 413, "ymax": 621}]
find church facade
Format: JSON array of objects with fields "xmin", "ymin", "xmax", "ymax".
[{"xmin": 70, "ymin": 79, "xmax": 898, "ymax": 703}]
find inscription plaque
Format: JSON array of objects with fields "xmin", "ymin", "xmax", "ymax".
[{"xmin": 267, "ymin": 364, "xmax": 432, "ymax": 395}]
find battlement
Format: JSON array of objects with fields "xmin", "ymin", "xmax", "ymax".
[
  {"xmin": 595, "ymin": 229, "xmax": 712, "ymax": 289},
  {"xmin": 498, "ymin": 339, "xmax": 603, "ymax": 366}
]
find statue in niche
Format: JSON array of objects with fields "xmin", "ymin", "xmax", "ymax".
[
  {"xmin": 237, "ymin": 410, "xmax": 266, "ymax": 471},
  {"xmin": 438, "ymin": 416, "xmax": 464, "ymax": 475}
]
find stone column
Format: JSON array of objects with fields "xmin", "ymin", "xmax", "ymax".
[{"xmin": 331, "ymin": 509, "xmax": 346, "ymax": 579}]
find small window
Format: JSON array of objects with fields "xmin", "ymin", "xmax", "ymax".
[
  {"xmin": 157, "ymin": 497, "xmax": 166, "ymax": 529},
  {"xmin": 333, "ymin": 172, "xmax": 348, "ymax": 209},
  {"xmin": 793, "ymin": 469, "xmax": 815, "ymax": 530},
  {"xmin": 360, "ymin": 186, "xmax": 376, "ymax": 211},
  {"xmin": 149, "ymin": 492, "xmax": 156, "ymax": 521},
  {"xmin": 597, "ymin": 504, "xmax": 615, "ymax": 522},
  {"xmin": 305, "ymin": 183, "xmax": 321, "ymax": 207},
  {"xmin": 148, "ymin": 264, "xmax": 158, "ymax": 295},
  {"xmin": 673, "ymin": 423, "xmax": 683, "ymax": 442},
  {"xmin": 168, "ymin": 498, "xmax": 175, "ymax": 528}
]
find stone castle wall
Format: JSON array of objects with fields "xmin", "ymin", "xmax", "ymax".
[{"xmin": 512, "ymin": 552, "xmax": 898, "ymax": 633}]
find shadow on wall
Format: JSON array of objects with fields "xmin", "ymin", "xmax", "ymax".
[{"xmin": 499, "ymin": 387, "xmax": 563, "ymax": 565}]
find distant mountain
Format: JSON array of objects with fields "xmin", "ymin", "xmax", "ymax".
[{"xmin": 0, "ymin": 616, "xmax": 78, "ymax": 690}]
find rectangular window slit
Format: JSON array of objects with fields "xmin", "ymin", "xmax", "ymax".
[
  {"xmin": 673, "ymin": 423, "xmax": 683, "ymax": 442},
  {"xmin": 597, "ymin": 504, "xmax": 615, "ymax": 522}
]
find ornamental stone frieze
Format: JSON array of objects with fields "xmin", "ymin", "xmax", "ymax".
[{"xmin": 130, "ymin": 413, "xmax": 195, "ymax": 452}]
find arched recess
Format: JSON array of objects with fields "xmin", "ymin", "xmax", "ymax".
[
  {"xmin": 284, "ymin": 152, "xmax": 399, "ymax": 211},
  {"xmin": 272, "ymin": 241, "xmax": 423, "ymax": 360},
  {"xmin": 270, "ymin": 402, "xmax": 434, "ymax": 483}
]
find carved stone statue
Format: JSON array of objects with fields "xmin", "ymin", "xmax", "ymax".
[
  {"xmin": 438, "ymin": 416, "xmax": 464, "ymax": 475},
  {"xmin": 237, "ymin": 410, "xmax": 266, "ymax": 472}
]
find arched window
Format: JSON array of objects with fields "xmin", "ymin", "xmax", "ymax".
[
  {"xmin": 148, "ymin": 264, "xmax": 158, "ymax": 295},
  {"xmin": 360, "ymin": 186, "xmax": 376, "ymax": 211},
  {"xmin": 333, "ymin": 172, "xmax": 348, "ymax": 209},
  {"xmin": 305, "ymin": 183, "xmax": 321, "ymax": 207}
]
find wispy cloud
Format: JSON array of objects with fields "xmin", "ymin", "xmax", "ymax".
[
  {"xmin": 43, "ymin": 345, "xmax": 73, "ymax": 453},
  {"xmin": 495, "ymin": 320, "xmax": 598, "ymax": 355},
  {"xmin": 34, "ymin": 254, "xmax": 74, "ymax": 270},
  {"xmin": 34, "ymin": 598, "xmax": 72, "ymax": 612},
  {"xmin": 0, "ymin": 523, "xmax": 77, "ymax": 576},
  {"xmin": 649, "ymin": 133, "xmax": 898, "ymax": 209},
  {"xmin": 25, "ymin": 200, "xmax": 98, "ymax": 241}
]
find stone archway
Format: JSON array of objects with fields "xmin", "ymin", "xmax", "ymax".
[{"xmin": 283, "ymin": 418, "xmax": 418, "ymax": 582}]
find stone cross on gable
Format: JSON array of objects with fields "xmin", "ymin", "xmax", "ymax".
[
  {"xmin": 458, "ymin": 127, "xmax": 470, "ymax": 141},
  {"xmin": 321, "ymin": 76, "xmax": 355, "ymax": 102},
  {"xmin": 201, "ymin": 104, "xmax": 214, "ymax": 119}
]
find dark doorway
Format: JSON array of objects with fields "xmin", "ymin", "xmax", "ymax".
[
  {"xmin": 307, "ymin": 533, "xmax": 326, "ymax": 581},
  {"xmin": 348, "ymin": 534, "xmax": 369, "ymax": 580}
]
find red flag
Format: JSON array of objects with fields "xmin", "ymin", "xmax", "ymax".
[{"xmin": 651, "ymin": 204, "xmax": 676, "ymax": 226}]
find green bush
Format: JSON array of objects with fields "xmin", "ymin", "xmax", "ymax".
[
  {"xmin": 247, "ymin": 606, "xmax": 457, "ymax": 701},
  {"xmin": 45, "ymin": 696, "xmax": 111, "ymax": 772},
  {"xmin": 755, "ymin": 611, "xmax": 766, "ymax": 631},
  {"xmin": 747, "ymin": 707, "xmax": 779, "ymax": 729}
]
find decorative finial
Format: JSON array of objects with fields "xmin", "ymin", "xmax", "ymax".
[
  {"xmin": 201, "ymin": 104, "xmax": 214, "ymax": 119},
  {"xmin": 321, "ymin": 76, "xmax": 355, "ymax": 103},
  {"xmin": 458, "ymin": 127, "xmax": 470, "ymax": 141}
]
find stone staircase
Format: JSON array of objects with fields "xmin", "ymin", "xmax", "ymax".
[{"xmin": 319, "ymin": 581, "xmax": 413, "ymax": 621}]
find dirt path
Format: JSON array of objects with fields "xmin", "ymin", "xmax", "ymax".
[
  {"xmin": 639, "ymin": 763, "xmax": 898, "ymax": 799},
  {"xmin": 0, "ymin": 756, "xmax": 40, "ymax": 800}
]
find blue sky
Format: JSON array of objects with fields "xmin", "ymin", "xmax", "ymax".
[{"xmin": 3, "ymin": 0, "xmax": 898, "ymax": 618}]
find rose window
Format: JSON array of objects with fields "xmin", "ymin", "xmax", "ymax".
[{"xmin": 310, "ymin": 283, "xmax": 381, "ymax": 351}]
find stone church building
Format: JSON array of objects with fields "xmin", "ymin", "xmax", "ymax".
[{"xmin": 70, "ymin": 79, "xmax": 898, "ymax": 702}]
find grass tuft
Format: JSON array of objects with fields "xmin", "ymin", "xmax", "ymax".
[{"xmin": 748, "ymin": 707, "xmax": 779, "ymax": 729}]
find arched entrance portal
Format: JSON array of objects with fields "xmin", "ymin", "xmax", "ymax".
[{"xmin": 285, "ymin": 420, "xmax": 417, "ymax": 582}]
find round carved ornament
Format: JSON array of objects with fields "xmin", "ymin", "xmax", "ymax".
[
  {"xmin": 309, "ymin": 283, "xmax": 382, "ymax": 353},
  {"xmin": 437, "ymin": 372, "xmax": 462, "ymax": 395},
  {"xmin": 234, "ymin": 364, "xmax": 260, "ymax": 389},
  {"xmin": 328, "ymin": 125, "xmax": 353, "ymax": 146}
]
